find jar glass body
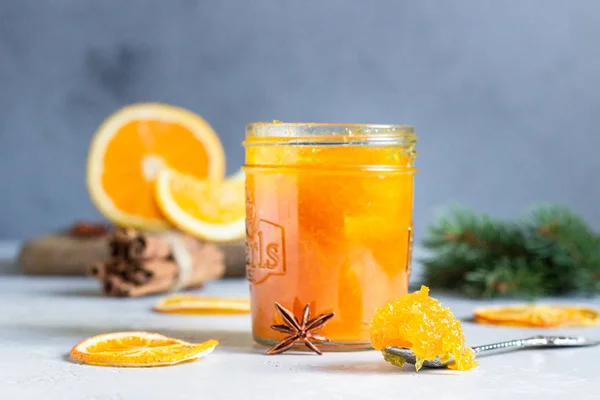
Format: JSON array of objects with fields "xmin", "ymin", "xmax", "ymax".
[{"xmin": 243, "ymin": 122, "xmax": 417, "ymax": 350}]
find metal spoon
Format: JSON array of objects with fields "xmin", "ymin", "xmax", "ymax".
[{"xmin": 384, "ymin": 336, "xmax": 600, "ymax": 369}]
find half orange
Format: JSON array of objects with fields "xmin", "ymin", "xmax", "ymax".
[{"xmin": 86, "ymin": 103, "xmax": 225, "ymax": 230}]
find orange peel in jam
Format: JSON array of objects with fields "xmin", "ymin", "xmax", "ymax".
[{"xmin": 370, "ymin": 285, "xmax": 477, "ymax": 371}]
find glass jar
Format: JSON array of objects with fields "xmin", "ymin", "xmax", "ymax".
[{"xmin": 243, "ymin": 122, "xmax": 417, "ymax": 351}]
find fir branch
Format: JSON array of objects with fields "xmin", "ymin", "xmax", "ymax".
[{"xmin": 419, "ymin": 204, "xmax": 600, "ymax": 298}]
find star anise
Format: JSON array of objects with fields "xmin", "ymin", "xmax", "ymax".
[{"xmin": 267, "ymin": 302, "xmax": 335, "ymax": 355}]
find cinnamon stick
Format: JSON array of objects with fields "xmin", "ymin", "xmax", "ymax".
[
  {"xmin": 123, "ymin": 277, "xmax": 176, "ymax": 297},
  {"xmin": 136, "ymin": 259, "xmax": 178, "ymax": 281},
  {"xmin": 89, "ymin": 228, "xmax": 227, "ymax": 297},
  {"xmin": 185, "ymin": 243, "xmax": 225, "ymax": 284},
  {"xmin": 128, "ymin": 235, "xmax": 171, "ymax": 260}
]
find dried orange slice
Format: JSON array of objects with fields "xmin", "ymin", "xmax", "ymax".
[
  {"xmin": 70, "ymin": 331, "xmax": 219, "ymax": 367},
  {"xmin": 87, "ymin": 103, "xmax": 225, "ymax": 230},
  {"xmin": 473, "ymin": 304, "xmax": 599, "ymax": 328},
  {"xmin": 154, "ymin": 295, "xmax": 251, "ymax": 314},
  {"xmin": 155, "ymin": 168, "xmax": 245, "ymax": 241}
]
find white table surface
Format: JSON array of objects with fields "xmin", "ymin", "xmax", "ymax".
[{"xmin": 1, "ymin": 241, "xmax": 600, "ymax": 400}]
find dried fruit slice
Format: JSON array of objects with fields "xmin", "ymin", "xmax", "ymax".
[
  {"xmin": 70, "ymin": 331, "xmax": 218, "ymax": 367},
  {"xmin": 370, "ymin": 285, "xmax": 477, "ymax": 371},
  {"xmin": 86, "ymin": 103, "xmax": 225, "ymax": 230},
  {"xmin": 473, "ymin": 304, "xmax": 599, "ymax": 328},
  {"xmin": 155, "ymin": 168, "xmax": 245, "ymax": 241},
  {"xmin": 154, "ymin": 295, "xmax": 251, "ymax": 314}
]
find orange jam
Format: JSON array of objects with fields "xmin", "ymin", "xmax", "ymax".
[
  {"xmin": 370, "ymin": 286, "xmax": 477, "ymax": 370},
  {"xmin": 243, "ymin": 122, "xmax": 417, "ymax": 349}
]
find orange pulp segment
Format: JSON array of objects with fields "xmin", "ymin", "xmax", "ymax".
[
  {"xmin": 370, "ymin": 285, "xmax": 477, "ymax": 371},
  {"xmin": 86, "ymin": 103, "xmax": 225, "ymax": 230},
  {"xmin": 473, "ymin": 304, "xmax": 599, "ymax": 328},
  {"xmin": 70, "ymin": 331, "xmax": 219, "ymax": 367},
  {"xmin": 154, "ymin": 295, "xmax": 251, "ymax": 314},
  {"xmin": 155, "ymin": 168, "xmax": 245, "ymax": 241}
]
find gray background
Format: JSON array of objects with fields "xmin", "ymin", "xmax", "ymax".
[{"xmin": 1, "ymin": 0, "xmax": 599, "ymax": 241}]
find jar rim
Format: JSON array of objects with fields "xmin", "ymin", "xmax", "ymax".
[{"xmin": 246, "ymin": 121, "xmax": 415, "ymax": 140}]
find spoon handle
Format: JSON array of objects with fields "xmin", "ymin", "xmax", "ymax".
[
  {"xmin": 472, "ymin": 337, "xmax": 541, "ymax": 356},
  {"xmin": 472, "ymin": 336, "xmax": 598, "ymax": 357}
]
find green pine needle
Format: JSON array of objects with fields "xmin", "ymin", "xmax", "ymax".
[{"xmin": 419, "ymin": 204, "xmax": 600, "ymax": 298}]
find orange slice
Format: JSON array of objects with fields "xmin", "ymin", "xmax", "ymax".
[
  {"xmin": 155, "ymin": 168, "xmax": 245, "ymax": 241},
  {"xmin": 86, "ymin": 103, "xmax": 225, "ymax": 230},
  {"xmin": 473, "ymin": 304, "xmax": 599, "ymax": 328},
  {"xmin": 70, "ymin": 331, "xmax": 219, "ymax": 367},
  {"xmin": 153, "ymin": 295, "xmax": 251, "ymax": 314}
]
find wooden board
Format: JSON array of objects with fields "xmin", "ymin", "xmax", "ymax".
[{"xmin": 18, "ymin": 233, "xmax": 247, "ymax": 277}]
